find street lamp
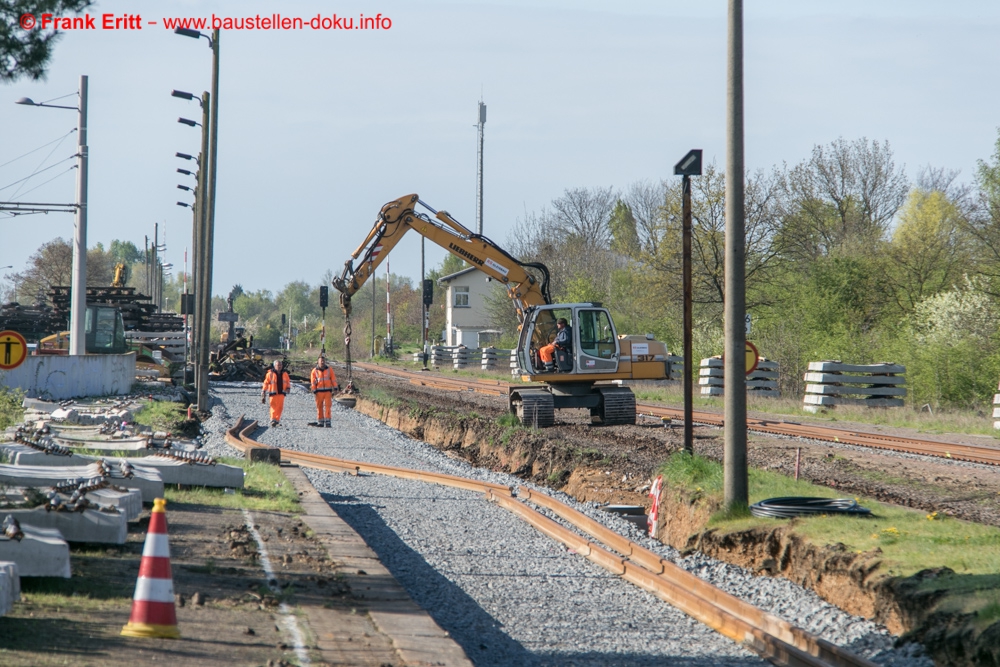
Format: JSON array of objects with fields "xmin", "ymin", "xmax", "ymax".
[
  {"xmin": 15, "ymin": 76, "xmax": 89, "ymax": 355},
  {"xmin": 175, "ymin": 26, "xmax": 219, "ymax": 412},
  {"xmin": 177, "ymin": 117, "xmax": 199, "ymax": 128}
]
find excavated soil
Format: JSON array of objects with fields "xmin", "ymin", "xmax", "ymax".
[{"xmin": 340, "ymin": 364, "xmax": 1000, "ymax": 667}]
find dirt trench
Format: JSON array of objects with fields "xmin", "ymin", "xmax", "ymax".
[{"xmin": 352, "ymin": 394, "xmax": 1000, "ymax": 667}]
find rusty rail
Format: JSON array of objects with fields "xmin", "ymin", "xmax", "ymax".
[
  {"xmin": 225, "ymin": 419, "xmax": 875, "ymax": 667},
  {"xmin": 352, "ymin": 362, "xmax": 1000, "ymax": 467}
]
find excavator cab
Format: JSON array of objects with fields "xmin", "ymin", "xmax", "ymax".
[{"xmin": 518, "ymin": 304, "xmax": 620, "ymax": 376}]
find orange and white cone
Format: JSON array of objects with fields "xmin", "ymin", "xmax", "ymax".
[{"xmin": 121, "ymin": 497, "xmax": 181, "ymax": 638}]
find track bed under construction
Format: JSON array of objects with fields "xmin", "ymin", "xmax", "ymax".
[{"xmin": 214, "ymin": 380, "xmax": 937, "ymax": 667}]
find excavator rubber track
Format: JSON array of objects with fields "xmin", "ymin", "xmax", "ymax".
[
  {"xmin": 512, "ymin": 390, "xmax": 555, "ymax": 428},
  {"xmin": 592, "ymin": 387, "xmax": 637, "ymax": 426}
]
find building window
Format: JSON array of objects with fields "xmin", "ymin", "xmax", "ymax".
[{"xmin": 454, "ymin": 286, "xmax": 470, "ymax": 308}]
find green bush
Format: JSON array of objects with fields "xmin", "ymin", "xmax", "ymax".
[{"xmin": 0, "ymin": 387, "xmax": 24, "ymax": 431}]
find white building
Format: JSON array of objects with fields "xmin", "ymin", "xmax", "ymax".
[{"xmin": 438, "ymin": 266, "xmax": 496, "ymax": 347}]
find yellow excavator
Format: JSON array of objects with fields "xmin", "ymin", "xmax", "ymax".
[{"xmin": 332, "ymin": 194, "xmax": 671, "ymax": 426}]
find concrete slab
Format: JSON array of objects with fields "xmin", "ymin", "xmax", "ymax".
[
  {"xmin": 86, "ymin": 488, "xmax": 143, "ymax": 520},
  {"xmin": 109, "ymin": 455, "xmax": 244, "ymax": 489},
  {"xmin": 0, "ymin": 561, "xmax": 20, "ymax": 616},
  {"xmin": 0, "ymin": 462, "xmax": 164, "ymax": 502},
  {"xmin": 807, "ymin": 361, "xmax": 906, "ymax": 374},
  {"xmin": 2, "ymin": 506, "xmax": 127, "ymax": 544},
  {"xmin": 0, "ymin": 525, "xmax": 71, "ymax": 577}
]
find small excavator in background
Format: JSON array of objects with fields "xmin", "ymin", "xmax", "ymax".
[{"xmin": 332, "ymin": 194, "xmax": 671, "ymax": 426}]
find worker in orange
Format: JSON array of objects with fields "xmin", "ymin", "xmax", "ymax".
[
  {"xmin": 310, "ymin": 355, "xmax": 339, "ymax": 427},
  {"xmin": 538, "ymin": 317, "xmax": 571, "ymax": 372},
  {"xmin": 261, "ymin": 359, "xmax": 292, "ymax": 427}
]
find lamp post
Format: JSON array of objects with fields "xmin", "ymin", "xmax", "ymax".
[
  {"xmin": 674, "ymin": 149, "xmax": 703, "ymax": 455},
  {"xmin": 16, "ymin": 75, "xmax": 89, "ymax": 355},
  {"xmin": 175, "ymin": 27, "xmax": 220, "ymax": 412},
  {"xmin": 173, "ymin": 88, "xmax": 210, "ymax": 407}
]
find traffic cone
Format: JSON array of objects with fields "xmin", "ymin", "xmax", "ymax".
[{"xmin": 121, "ymin": 498, "xmax": 181, "ymax": 638}]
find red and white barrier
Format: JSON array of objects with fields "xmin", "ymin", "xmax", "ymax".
[
  {"xmin": 647, "ymin": 475, "xmax": 663, "ymax": 537},
  {"xmin": 121, "ymin": 497, "xmax": 180, "ymax": 638}
]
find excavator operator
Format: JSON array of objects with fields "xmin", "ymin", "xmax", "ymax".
[
  {"xmin": 538, "ymin": 318, "xmax": 571, "ymax": 372},
  {"xmin": 310, "ymin": 355, "xmax": 339, "ymax": 427}
]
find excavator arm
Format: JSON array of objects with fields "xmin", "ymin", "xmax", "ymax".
[{"xmin": 332, "ymin": 194, "xmax": 551, "ymax": 323}]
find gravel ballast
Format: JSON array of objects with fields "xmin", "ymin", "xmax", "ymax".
[{"xmin": 202, "ymin": 382, "xmax": 933, "ymax": 667}]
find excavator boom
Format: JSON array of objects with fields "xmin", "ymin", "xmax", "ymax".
[{"xmin": 332, "ymin": 194, "xmax": 551, "ymax": 322}]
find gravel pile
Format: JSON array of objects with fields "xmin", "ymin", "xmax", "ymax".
[{"xmin": 204, "ymin": 382, "xmax": 933, "ymax": 667}]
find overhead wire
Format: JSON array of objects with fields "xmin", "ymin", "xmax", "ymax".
[
  {"xmin": 0, "ymin": 156, "xmax": 77, "ymax": 193},
  {"xmin": 0, "ymin": 129, "xmax": 75, "ymax": 171},
  {"xmin": 5, "ymin": 130, "xmax": 76, "ymax": 200}
]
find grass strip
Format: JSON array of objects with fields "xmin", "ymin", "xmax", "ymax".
[
  {"xmin": 164, "ymin": 457, "xmax": 301, "ymax": 513},
  {"xmin": 660, "ymin": 450, "xmax": 1000, "ymax": 578}
]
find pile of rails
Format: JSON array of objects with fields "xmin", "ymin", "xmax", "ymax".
[
  {"xmin": 209, "ymin": 335, "xmax": 267, "ymax": 381},
  {"xmin": 47, "ymin": 286, "xmax": 183, "ymax": 332},
  {"xmin": 0, "ymin": 302, "xmax": 64, "ymax": 341}
]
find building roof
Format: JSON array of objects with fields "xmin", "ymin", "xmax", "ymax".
[{"xmin": 437, "ymin": 266, "xmax": 480, "ymax": 285}]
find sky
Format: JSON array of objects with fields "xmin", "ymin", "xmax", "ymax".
[{"xmin": 2, "ymin": 0, "xmax": 999, "ymax": 299}]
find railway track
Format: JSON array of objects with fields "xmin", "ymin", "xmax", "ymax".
[
  {"xmin": 353, "ymin": 362, "xmax": 1000, "ymax": 467},
  {"xmin": 226, "ymin": 417, "xmax": 877, "ymax": 667}
]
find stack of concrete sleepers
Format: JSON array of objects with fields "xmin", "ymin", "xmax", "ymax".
[
  {"xmin": 0, "ymin": 462, "xmax": 164, "ymax": 502},
  {"xmin": 802, "ymin": 361, "xmax": 906, "ymax": 413},
  {"xmin": 698, "ymin": 356, "xmax": 780, "ymax": 397},
  {"xmin": 1, "ymin": 446, "xmax": 243, "ymax": 489},
  {"xmin": 0, "ymin": 525, "xmax": 70, "ymax": 578}
]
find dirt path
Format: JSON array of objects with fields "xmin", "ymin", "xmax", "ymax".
[{"xmin": 0, "ymin": 499, "xmax": 383, "ymax": 667}]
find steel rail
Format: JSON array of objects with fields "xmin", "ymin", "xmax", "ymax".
[
  {"xmin": 224, "ymin": 419, "xmax": 874, "ymax": 667},
  {"xmin": 352, "ymin": 362, "xmax": 1000, "ymax": 467}
]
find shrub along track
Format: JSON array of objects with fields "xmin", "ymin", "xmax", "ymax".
[{"xmin": 226, "ymin": 417, "xmax": 878, "ymax": 667}]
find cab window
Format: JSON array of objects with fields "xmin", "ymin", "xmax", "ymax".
[{"xmin": 578, "ymin": 310, "xmax": 615, "ymax": 358}]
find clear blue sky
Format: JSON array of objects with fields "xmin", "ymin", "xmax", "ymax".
[{"xmin": 2, "ymin": 0, "xmax": 998, "ymax": 297}]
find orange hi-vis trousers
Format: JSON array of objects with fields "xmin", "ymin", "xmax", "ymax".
[
  {"xmin": 539, "ymin": 343, "xmax": 556, "ymax": 364},
  {"xmin": 269, "ymin": 394, "xmax": 286, "ymax": 423},
  {"xmin": 315, "ymin": 391, "xmax": 332, "ymax": 422}
]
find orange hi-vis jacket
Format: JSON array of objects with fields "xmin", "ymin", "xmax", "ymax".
[
  {"xmin": 262, "ymin": 369, "xmax": 291, "ymax": 395},
  {"xmin": 310, "ymin": 366, "xmax": 337, "ymax": 392}
]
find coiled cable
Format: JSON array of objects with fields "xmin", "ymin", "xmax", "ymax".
[{"xmin": 749, "ymin": 497, "xmax": 872, "ymax": 519}]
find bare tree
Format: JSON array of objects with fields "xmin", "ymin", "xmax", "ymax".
[
  {"xmin": 645, "ymin": 163, "xmax": 785, "ymax": 309},
  {"xmin": 779, "ymin": 137, "xmax": 909, "ymax": 259},
  {"xmin": 548, "ymin": 186, "xmax": 618, "ymax": 245}
]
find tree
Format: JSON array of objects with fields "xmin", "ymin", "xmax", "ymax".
[
  {"xmin": 548, "ymin": 186, "xmax": 618, "ymax": 245},
  {"xmin": 1, "ymin": 0, "xmax": 93, "ymax": 81},
  {"xmin": 885, "ymin": 188, "xmax": 970, "ymax": 312},
  {"xmin": 964, "ymin": 130, "xmax": 1000, "ymax": 293},
  {"xmin": 645, "ymin": 163, "xmax": 786, "ymax": 309},
  {"xmin": 109, "ymin": 239, "xmax": 143, "ymax": 265},
  {"xmin": 608, "ymin": 200, "xmax": 639, "ymax": 257},
  {"xmin": 778, "ymin": 137, "xmax": 909, "ymax": 260}
]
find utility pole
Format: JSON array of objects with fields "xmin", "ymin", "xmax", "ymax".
[
  {"xmin": 195, "ymin": 91, "xmax": 210, "ymax": 410},
  {"xmin": 724, "ymin": 0, "xmax": 748, "ymax": 509},
  {"xmin": 198, "ymin": 28, "xmax": 221, "ymax": 411},
  {"xmin": 69, "ymin": 75, "xmax": 88, "ymax": 356},
  {"xmin": 153, "ymin": 223, "xmax": 159, "ymax": 311},
  {"xmin": 476, "ymin": 101, "xmax": 486, "ymax": 236}
]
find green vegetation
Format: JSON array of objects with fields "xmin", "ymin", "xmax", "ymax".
[
  {"xmin": 660, "ymin": 451, "xmax": 1000, "ymax": 577},
  {"xmin": 0, "ymin": 387, "xmax": 24, "ymax": 431},
  {"xmin": 131, "ymin": 399, "xmax": 185, "ymax": 433},
  {"xmin": 164, "ymin": 457, "xmax": 301, "ymax": 513},
  {"xmin": 362, "ymin": 386, "xmax": 403, "ymax": 409}
]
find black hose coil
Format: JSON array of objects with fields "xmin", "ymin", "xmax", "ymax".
[{"xmin": 749, "ymin": 497, "xmax": 872, "ymax": 519}]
